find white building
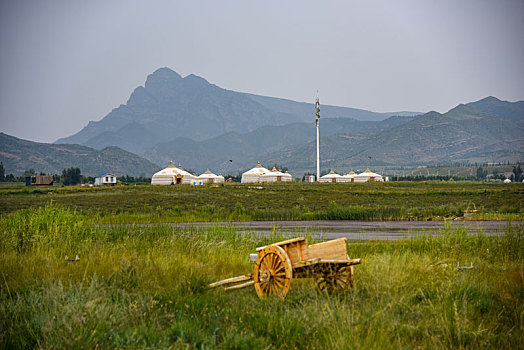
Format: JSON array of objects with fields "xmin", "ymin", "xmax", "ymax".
[
  {"xmin": 305, "ymin": 175, "xmax": 316, "ymax": 183},
  {"xmin": 354, "ymin": 168, "xmax": 384, "ymax": 182},
  {"xmin": 504, "ymin": 178, "xmax": 511, "ymax": 183},
  {"xmin": 241, "ymin": 162, "xmax": 270, "ymax": 183},
  {"xmin": 197, "ymin": 169, "xmax": 225, "ymax": 184},
  {"xmin": 151, "ymin": 161, "xmax": 197, "ymax": 185},
  {"xmin": 94, "ymin": 173, "xmax": 117, "ymax": 186},
  {"xmin": 260, "ymin": 167, "xmax": 293, "ymax": 182},
  {"xmin": 339, "ymin": 170, "xmax": 356, "ymax": 183},
  {"xmin": 319, "ymin": 169, "xmax": 343, "ymax": 183}
]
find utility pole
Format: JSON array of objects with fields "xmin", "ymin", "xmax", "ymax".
[{"xmin": 315, "ymin": 97, "xmax": 320, "ymax": 181}]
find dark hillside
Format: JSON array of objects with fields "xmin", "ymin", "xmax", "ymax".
[{"xmin": 0, "ymin": 133, "xmax": 160, "ymax": 176}]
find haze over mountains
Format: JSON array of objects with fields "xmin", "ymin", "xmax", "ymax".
[
  {"xmin": 1, "ymin": 67, "xmax": 523, "ymax": 176},
  {"xmin": 55, "ymin": 67, "xmax": 419, "ymax": 155}
]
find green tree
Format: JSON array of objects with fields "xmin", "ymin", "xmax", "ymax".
[
  {"xmin": 62, "ymin": 167, "xmax": 82, "ymax": 185},
  {"xmin": 0, "ymin": 162, "xmax": 4, "ymax": 182},
  {"xmin": 53, "ymin": 174, "xmax": 61, "ymax": 184},
  {"xmin": 476, "ymin": 167, "xmax": 487, "ymax": 180},
  {"xmin": 513, "ymin": 164, "xmax": 523, "ymax": 182}
]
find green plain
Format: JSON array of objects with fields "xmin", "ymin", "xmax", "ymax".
[{"xmin": 0, "ymin": 182, "xmax": 523, "ymax": 348}]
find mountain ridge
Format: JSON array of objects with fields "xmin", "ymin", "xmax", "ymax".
[
  {"xmin": 55, "ymin": 67, "xmax": 420, "ymax": 152},
  {"xmin": 146, "ymin": 115, "xmax": 418, "ymax": 174},
  {"xmin": 259, "ymin": 104, "xmax": 523, "ymax": 174},
  {"xmin": 0, "ymin": 133, "xmax": 160, "ymax": 176}
]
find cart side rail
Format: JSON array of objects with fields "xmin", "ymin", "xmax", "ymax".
[
  {"xmin": 308, "ymin": 237, "xmax": 348, "ymax": 260},
  {"xmin": 256, "ymin": 237, "xmax": 309, "ymax": 264}
]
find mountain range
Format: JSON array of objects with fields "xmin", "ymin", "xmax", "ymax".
[
  {"xmin": 0, "ymin": 133, "xmax": 159, "ymax": 176},
  {"xmin": 146, "ymin": 115, "xmax": 417, "ymax": 175},
  {"xmin": 55, "ymin": 67, "xmax": 419, "ymax": 155},
  {"xmin": 2, "ymin": 67, "xmax": 523, "ymax": 177},
  {"xmin": 263, "ymin": 101, "xmax": 524, "ymax": 174}
]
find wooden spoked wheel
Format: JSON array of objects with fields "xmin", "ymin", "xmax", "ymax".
[
  {"xmin": 253, "ymin": 245, "xmax": 293, "ymax": 299},
  {"xmin": 316, "ymin": 265, "xmax": 353, "ymax": 293}
]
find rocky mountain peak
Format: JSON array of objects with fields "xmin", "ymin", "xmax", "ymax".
[
  {"xmin": 144, "ymin": 67, "xmax": 183, "ymax": 93},
  {"xmin": 148, "ymin": 67, "xmax": 182, "ymax": 81}
]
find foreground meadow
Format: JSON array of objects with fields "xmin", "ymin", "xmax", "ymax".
[{"xmin": 0, "ymin": 204, "xmax": 522, "ymax": 349}]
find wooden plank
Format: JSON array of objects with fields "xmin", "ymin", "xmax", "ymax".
[
  {"xmin": 224, "ymin": 280, "xmax": 255, "ymax": 290},
  {"xmin": 292, "ymin": 258, "xmax": 361, "ymax": 270},
  {"xmin": 281, "ymin": 239, "xmax": 309, "ymax": 264},
  {"xmin": 256, "ymin": 237, "xmax": 307, "ymax": 252},
  {"xmin": 318, "ymin": 258, "xmax": 362, "ymax": 266},
  {"xmin": 308, "ymin": 238, "xmax": 348, "ymax": 260},
  {"xmin": 209, "ymin": 274, "xmax": 253, "ymax": 288},
  {"xmin": 292, "ymin": 258, "xmax": 321, "ymax": 269},
  {"xmin": 256, "ymin": 237, "xmax": 309, "ymax": 265}
]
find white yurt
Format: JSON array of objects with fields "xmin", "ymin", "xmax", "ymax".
[
  {"xmin": 241, "ymin": 161, "xmax": 270, "ymax": 183},
  {"xmin": 354, "ymin": 168, "xmax": 384, "ymax": 182},
  {"xmin": 319, "ymin": 169, "xmax": 342, "ymax": 183},
  {"xmin": 503, "ymin": 178, "xmax": 511, "ymax": 183},
  {"xmin": 339, "ymin": 170, "xmax": 357, "ymax": 183},
  {"xmin": 197, "ymin": 169, "xmax": 225, "ymax": 184},
  {"xmin": 151, "ymin": 161, "xmax": 197, "ymax": 185},
  {"xmin": 259, "ymin": 167, "xmax": 293, "ymax": 182}
]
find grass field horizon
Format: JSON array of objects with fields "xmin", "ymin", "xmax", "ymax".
[{"xmin": 0, "ymin": 181, "xmax": 522, "ymax": 223}]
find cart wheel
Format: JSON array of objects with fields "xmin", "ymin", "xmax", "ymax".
[
  {"xmin": 316, "ymin": 265, "xmax": 353, "ymax": 293},
  {"xmin": 253, "ymin": 245, "xmax": 293, "ymax": 299}
]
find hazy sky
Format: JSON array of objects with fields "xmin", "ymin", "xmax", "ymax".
[{"xmin": 1, "ymin": 0, "xmax": 523, "ymax": 143}]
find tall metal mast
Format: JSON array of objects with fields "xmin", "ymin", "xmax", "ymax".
[{"xmin": 315, "ymin": 97, "xmax": 320, "ymax": 181}]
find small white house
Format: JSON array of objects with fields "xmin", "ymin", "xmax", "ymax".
[
  {"xmin": 319, "ymin": 169, "xmax": 342, "ymax": 183},
  {"xmin": 339, "ymin": 170, "xmax": 357, "ymax": 183},
  {"xmin": 197, "ymin": 169, "xmax": 225, "ymax": 184},
  {"xmin": 151, "ymin": 161, "xmax": 197, "ymax": 185},
  {"xmin": 305, "ymin": 175, "xmax": 316, "ymax": 183},
  {"xmin": 241, "ymin": 162, "xmax": 270, "ymax": 183},
  {"xmin": 354, "ymin": 168, "xmax": 384, "ymax": 182},
  {"xmin": 259, "ymin": 167, "xmax": 293, "ymax": 182},
  {"xmin": 94, "ymin": 173, "xmax": 117, "ymax": 186}
]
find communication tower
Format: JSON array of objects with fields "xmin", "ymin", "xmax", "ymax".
[{"xmin": 315, "ymin": 97, "xmax": 320, "ymax": 181}]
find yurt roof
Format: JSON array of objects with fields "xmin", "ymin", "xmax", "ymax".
[
  {"xmin": 153, "ymin": 161, "xmax": 192, "ymax": 177},
  {"xmin": 261, "ymin": 166, "xmax": 287, "ymax": 177},
  {"xmin": 355, "ymin": 168, "xmax": 382, "ymax": 177},
  {"xmin": 198, "ymin": 169, "xmax": 224, "ymax": 179},
  {"xmin": 243, "ymin": 161, "xmax": 269, "ymax": 175},
  {"xmin": 342, "ymin": 169, "xmax": 356, "ymax": 177},
  {"xmin": 320, "ymin": 169, "xmax": 341, "ymax": 178}
]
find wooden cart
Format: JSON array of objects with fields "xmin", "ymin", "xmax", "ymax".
[{"xmin": 209, "ymin": 237, "xmax": 361, "ymax": 299}]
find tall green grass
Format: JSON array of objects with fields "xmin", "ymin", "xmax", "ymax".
[{"xmin": 1, "ymin": 204, "xmax": 522, "ymax": 348}]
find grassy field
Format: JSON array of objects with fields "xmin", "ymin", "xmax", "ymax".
[
  {"xmin": 0, "ymin": 181, "xmax": 522, "ymax": 222},
  {"xmin": 1, "ymin": 183, "xmax": 522, "ymax": 348},
  {"xmin": 0, "ymin": 202, "xmax": 523, "ymax": 349}
]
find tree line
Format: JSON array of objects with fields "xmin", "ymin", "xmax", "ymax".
[{"xmin": 0, "ymin": 163, "xmax": 151, "ymax": 185}]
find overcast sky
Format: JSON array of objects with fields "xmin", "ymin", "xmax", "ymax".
[{"xmin": 1, "ymin": 0, "xmax": 523, "ymax": 143}]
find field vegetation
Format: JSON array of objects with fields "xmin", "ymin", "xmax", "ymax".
[
  {"xmin": 0, "ymin": 182, "xmax": 522, "ymax": 223},
  {"xmin": 0, "ymin": 203, "xmax": 522, "ymax": 348}
]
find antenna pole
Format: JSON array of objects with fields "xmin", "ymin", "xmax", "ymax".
[{"xmin": 315, "ymin": 97, "xmax": 320, "ymax": 181}]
